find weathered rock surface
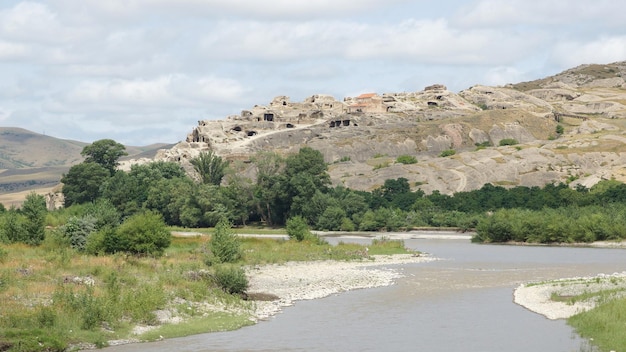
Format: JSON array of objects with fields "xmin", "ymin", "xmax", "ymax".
[{"xmin": 142, "ymin": 61, "xmax": 626, "ymax": 194}]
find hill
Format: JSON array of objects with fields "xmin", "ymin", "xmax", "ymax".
[
  {"xmin": 148, "ymin": 61, "xmax": 626, "ymax": 194},
  {"xmin": 0, "ymin": 128, "xmax": 172, "ymax": 207}
]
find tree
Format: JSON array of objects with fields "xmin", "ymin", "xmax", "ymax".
[
  {"xmin": 21, "ymin": 193, "xmax": 47, "ymax": 245},
  {"xmin": 252, "ymin": 151, "xmax": 286, "ymax": 225},
  {"xmin": 61, "ymin": 162, "xmax": 110, "ymax": 207},
  {"xmin": 207, "ymin": 218, "xmax": 242, "ymax": 264},
  {"xmin": 103, "ymin": 211, "xmax": 171, "ymax": 256},
  {"xmin": 0, "ymin": 206, "xmax": 26, "ymax": 244},
  {"xmin": 286, "ymin": 215, "xmax": 312, "ymax": 241},
  {"xmin": 190, "ymin": 150, "xmax": 228, "ymax": 185},
  {"xmin": 81, "ymin": 139, "xmax": 128, "ymax": 175},
  {"xmin": 101, "ymin": 162, "xmax": 188, "ymax": 217},
  {"xmin": 283, "ymin": 147, "xmax": 331, "ymax": 218}
]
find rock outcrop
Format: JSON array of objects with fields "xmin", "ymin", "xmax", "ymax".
[{"xmin": 142, "ymin": 61, "xmax": 626, "ymax": 194}]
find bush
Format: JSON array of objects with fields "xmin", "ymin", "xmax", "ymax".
[
  {"xmin": 1, "ymin": 208, "xmax": 26, "ymax": 244},
  {"xmin": 213, "ymin": 264, "xmax": 248, "ymax": 295},
  {"xmin": 556, "ymin": 124, "xmax": 564, "ymax": 135},
  {"xmin": 207, "ymin": 218, "xmax": 242, "ymax": 264},
  {"xmin": 396, "ymin": 155, "xmax": 417, "ymax": 164},
  {"xmin": 104, "ymin": 211, "xmax": 171, "ymax": 256},
  {"xmin": 59, "ymin": 216, "xmax": 96, "ymax": 251},
  {"xmin": 439, "ymin": 149, "xmax": 456, "ymax": 157},
  {"xmin": 286, "ymin": 215, "xmax": 312, "ymax": 241},
  {"xmin": 499, "ymin": 138, "xmax": 519, "ymax": 146},
  {"xmin": 316, "ymin": 206, "xmax": 346, "ymax": 231}
]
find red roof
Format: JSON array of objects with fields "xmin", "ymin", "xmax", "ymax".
[{"xmin": 357, "ymin": 93, "xmax": 377, "ymax": 99}]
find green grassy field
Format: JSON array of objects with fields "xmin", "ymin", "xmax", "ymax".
[{"xmin": 0, "ymin": 232, "xmax": 410, "ymax": 351}]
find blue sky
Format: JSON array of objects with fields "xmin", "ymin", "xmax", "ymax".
[{"xmin": 0, "ymin": 0, "xmax": 625, "ymax": 145}]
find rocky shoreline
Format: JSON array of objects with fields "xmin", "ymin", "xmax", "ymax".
[
  {"xmin": 246, "ymin": 253, "xmax": 438, "ymax": 321},
  {"xmin": 513, "ymin": 272, "xmax": 626, "ymax": 320}
]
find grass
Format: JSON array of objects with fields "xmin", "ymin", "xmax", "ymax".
[
  {"xmin": 535, "ymin": 274, "xmax": 626, "ymax": 352},
  {"xmin": 569, "ymin": 296, "xmax": 626, "ymax": 352},
  {"xmin": 0, "ymin": 231, "xmax": 413, "ymax": 350}
]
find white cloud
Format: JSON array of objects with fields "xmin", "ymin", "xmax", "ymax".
[
  {"xmin": 49, "ymin": 75, "xmax": 245, "ymax": 118},
  {"xmin": 0, "ymin": 40, "xmax": 29, "ymax": 60},
  {"xmin": 0, "ymin": 0, "xmax": 625, "ymax": 145},
  {"xmin": 51, "ymin": 0, "xmax": 408, "ymax": 21},
  {"xmin": 551, "ymin": 36, "xmax": 626, "ymax": 67},
  {"xmin": 456, "ymin": 0, "xmax": 624, "ymax": 28}
]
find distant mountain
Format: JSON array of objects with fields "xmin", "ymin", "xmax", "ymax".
[
  {"xmin": 0, "ymin": 127, "xmax": 173, "ymax": 205},
  {"xmin": 0, "ymin": 127, "xmax": 86, "ymax": 169}
]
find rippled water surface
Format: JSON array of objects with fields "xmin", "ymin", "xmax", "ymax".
[{"xmin": 106, "ymin": 234, "xmax": 626, "ymax": 352}]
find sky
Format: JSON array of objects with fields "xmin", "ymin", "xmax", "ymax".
[{"xmin": 0, "ymin": 0, "xmax": 625, "ymax": 146}]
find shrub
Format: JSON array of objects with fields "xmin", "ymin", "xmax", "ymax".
[
  {"xmin": 84, "ymin": 227, "xmax": 110, "ymax": 255},
  {"xmin": 213, "ymin": 264, "xmax": 248, "ymax": 295},
  {"xmin": 439, "ymin": 149, "xmax": 456, "ymax": 157},
  {"xmin": 396, "ymin": 155, "xmax": 417, "ymax": 164},
  {"xmin": 340, "ymin": 217, "xmax": 356, "ymax": 232},
  {"xmin": 499, "ymin": 138, "xmax": 519, "ymax": 146},
  {"xmin": 286, "ymin": 215, "xmax": 312, "ymax": 241},
  {"xmin": 104, "ymin": 211, "xmax": 171, "ymax": 256},
  {"xmin": 556, "ymin": 124, "xmax": 564, "ymax": 135},
  {"xmin": 373, "ymin": 161, "xmax": 390, "ymax": 170},
  {"xmin": 59, "ymin": 216, "xmax": 96, "ymax": 251},
  {"xmin": 207, "ymin": 218, "xmax": 242, "ymax": 264},
  {"xmin": 316, "ymin": 206, "xmax": 346, "ymax": 231},
  {"xmin": 1, "ymin": 207, "xmax": 26, "ymax": 244},
  {"xmin": 474, "ymin": 141, "xmax": 491, "ymax": 150}
]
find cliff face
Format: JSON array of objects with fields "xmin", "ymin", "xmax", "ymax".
[{"xmin": 151, "ymin": 61, "xmax": 626, "ymax": 194}]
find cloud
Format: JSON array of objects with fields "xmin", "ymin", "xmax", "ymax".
[
  {"xmin": 50, "ymin": 0, "xmax": 409, "ymax": 21},
  {"xmin": 455, "ymin": 0, "xmax": 624, "ymax": 28},
  {"xmin": 199, "ymin": 18, "xmax": 540, "ymax": 65},
  {"xmin": 550, "ymin": 35, "xmax": 626, "ymax": 67}
]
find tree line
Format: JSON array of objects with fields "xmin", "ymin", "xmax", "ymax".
[{"xmin": 3, "ymin": 138, "xmax": 626, "ymax": 249}]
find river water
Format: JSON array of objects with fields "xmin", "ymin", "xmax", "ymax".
[{"xmin": 106, "ymin": 234, "xmax": 626, "ymax": 352}]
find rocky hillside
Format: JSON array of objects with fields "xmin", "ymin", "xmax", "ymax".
[{"xmin": 151, "ymin": 61, "xmax": 626, "ymax": 194}]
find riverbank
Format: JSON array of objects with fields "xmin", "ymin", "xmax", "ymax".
[
  {"xmin": 247, "ymin": 253, "xmax": 438, "ymax": 321},
  {"xmin": 513, "ymin": 272, "xmax": 626, "ymax": 320}
]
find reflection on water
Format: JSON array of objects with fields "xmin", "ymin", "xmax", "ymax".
[{"xmin": 105, "ymin": 235, "xmax": 624, "ymax": 352}]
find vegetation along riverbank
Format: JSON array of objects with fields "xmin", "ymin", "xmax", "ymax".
[
  {"xmin": 3, "ymin": 139, "xmax": 626, "ymax": 351},
  {"xmin": 0, "ymin": 216, "xmax": 425, "ymax": 351}
]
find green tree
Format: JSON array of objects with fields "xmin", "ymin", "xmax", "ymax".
[
  {"xmin": 221, "ymin": 175, "xmax": 255, "ymax": 226},
  {"xmin": 0, "ymin": 206, "xmax": 26, "ymax": 244},
  {"xmin": 21, "ymin": 193, "xmax": 47, "ymax": 245},
  {"xmin": 145, "ymin": 177, "xmax": 197, "ymax": 226},
  {"xmin": 61, "ymin": 162, "xmax": 110, "ymax": 207},
  {"xmin": 60, "ymin": 216, "xmax": 96, "ymax": 251},
  {"xmin": 316, "ymin": 206, "xmax": 347, "ymax": 231},
  {"xmin": 104, "ymin": 212, "xmax": 171, "ymax": 256},
  {"xmin": 101, "ymin": 162, "xmax": 188, "ymax": 217},
  {"xmin": 286, "ymin": 215, "xmax": 312, "ymax": 241},
  {"xmin": 283, "ymin": 147, "xmax": 331, "ymax": 218},
  {"xmin": 252, "ymin": 151, "xmax": 286, "ymax": 226},
  {"xmin": 207, "ymin": 218, "xmax": 242, "ymax": 264},
  {"xmin": 190, "ymin": 150, "xmax": 229, "ymax": 185},
  {"xmin": 81, "ymin": 139, "xmax": 128, "ymax": 175}
]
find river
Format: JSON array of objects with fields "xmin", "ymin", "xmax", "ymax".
[{"xmin": 105, "ymin": 234, "xmax": 626, "ymax": 351}]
